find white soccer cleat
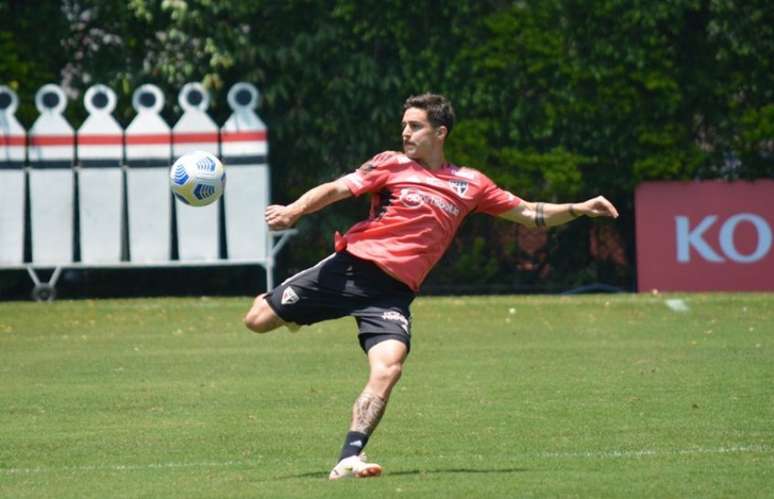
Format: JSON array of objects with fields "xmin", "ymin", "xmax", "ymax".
[{"xmin": 328, "ymin": 454, "xmax": 383, "ymax": 480}]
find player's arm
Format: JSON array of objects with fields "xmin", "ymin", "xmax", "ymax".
[
  {"xmin": 265, "ymin": 178, "xmax": 353, "ymax": 230},
  {"xmin": 498, "ymin": 196, "xmax": 619, "ymax": 228}
]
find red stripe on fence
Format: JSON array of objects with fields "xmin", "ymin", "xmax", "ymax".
[
  {"xmin": 173, "ymin": 132, "xmax": 220, "ymax": 143},
  {"xmin": 220, "ymin": 131, "xmax": 267, "ymax": 142},
  {"xmin": 0, "ymin": 136, "xmax": 26, "ymax": 146},
  {"xmin": 29, "ymin": 135, "xmax": 75, "ymax": 146},
  {"xmin": 78, "ymin": 134, "xmax": 123, "ymax": 145},
  {"xmin": 125, "ymin": 134, "xmax": 171, "ymax": 145}
]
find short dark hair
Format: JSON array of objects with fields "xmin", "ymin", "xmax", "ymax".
[{"xmin": 403, "ymin": 93, "xmax": 455, "ymax": 135}]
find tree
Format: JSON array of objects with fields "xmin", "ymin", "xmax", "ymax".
[{"xmin": 2, "ymin": 0, "xmax": 771, "ymax": 295}]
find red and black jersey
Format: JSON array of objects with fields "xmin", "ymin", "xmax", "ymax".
[{"xmin": 339, "ymin": 151, "xmax": 522, "ymax": 291}]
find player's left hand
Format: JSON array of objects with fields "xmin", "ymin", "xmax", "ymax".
[{"xmin": 578, "ymin": 196, "xmax": 619, "ymax": 219}]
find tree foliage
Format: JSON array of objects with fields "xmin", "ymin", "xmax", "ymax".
[{"xmin": 1, "ymin": 0, "xmax": 772, "ymax": 292}]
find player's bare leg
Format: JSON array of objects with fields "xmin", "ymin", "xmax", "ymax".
[
  {"xmin": 329, "ymin": 339, "xmax": 408, "ymax": 480},
  {"xmin": 243, "ymin": 294, "xmax": 300, "ymax": 333}
]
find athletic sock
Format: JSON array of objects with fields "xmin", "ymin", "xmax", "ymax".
[{"xmin": 338, "ymin": 431, "xmax": 369, "ymax": 461}]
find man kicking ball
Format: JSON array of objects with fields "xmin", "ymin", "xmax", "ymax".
[{"xmin": 243, "ymin": 93, "xmax": 619, "ymax": 479}]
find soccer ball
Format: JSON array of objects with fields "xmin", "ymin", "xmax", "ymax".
[{"xmin": 169, "ymin": 150, "xmax": 225, "ymax": 207}]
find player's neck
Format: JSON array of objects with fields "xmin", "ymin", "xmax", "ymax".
[{"xmin": 417, "ymin": 151, "xmax": 447, "ymax": 171}]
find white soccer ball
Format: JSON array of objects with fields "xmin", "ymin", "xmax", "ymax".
[{"xmin": 169, "ymin": 150, "xmax": 225, "ymax": 207}]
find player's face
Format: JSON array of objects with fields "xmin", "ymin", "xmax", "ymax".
[{"xmin": 401, "ymin": 108, "xmax": 444, "ymax": 163}]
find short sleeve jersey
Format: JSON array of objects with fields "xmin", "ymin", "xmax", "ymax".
[{"xmin": 339, "ymin": 151, "xmax": 522, "ymax": 291}]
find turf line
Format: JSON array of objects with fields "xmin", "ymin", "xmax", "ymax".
[
  {"xmin": 0, "ymin": 460, "xmax": 257, "ymax": 475},
  {"xmin": 1, "ymin": 445, "xmax": 770, "ymax": 476},
  {"xmin": 540, "ymin": 444, "xmax": 769, "ymax": 459}
]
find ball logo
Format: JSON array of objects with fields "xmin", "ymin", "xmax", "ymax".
[
  {"xmin": 196, "ymin": 156, "xmax": 217, "ymax": 172},
  {"xmin": 193, "ymin": 183, "xmax": 216, "ymax": 200},
  {"xmin": 172, "ymin": 164, "xmax": 189, "ymax": 186}
]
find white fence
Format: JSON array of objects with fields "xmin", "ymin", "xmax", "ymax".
[{"xmin": 0, "ymin": 82, "xmax": 294, "ymax": 300}]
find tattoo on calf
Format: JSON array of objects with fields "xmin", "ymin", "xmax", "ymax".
[
  {"xmin": 535, "ymin": 202, "xmax": 546, "ymax": 227},
  {"xmin": 352, "ymin": 392, "xmax": 387, "ymax": 434}
]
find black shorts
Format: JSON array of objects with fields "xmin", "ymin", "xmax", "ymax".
[{"xmin": 264, "ymin": 251, "xmax": 415, "ymax": 353}]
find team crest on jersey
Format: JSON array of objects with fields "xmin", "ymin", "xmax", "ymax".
[
  {"xmin": 449, "ymin": 179, "xmax": 469, "ymax": 197},
  {"xmin": 281, "ymin": 286, "xmax": 299, "ymax": 305}
]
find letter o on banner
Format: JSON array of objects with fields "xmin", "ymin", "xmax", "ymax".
[{"xmin": 719, "ymin": 213, "xmax": 772, "ymax": 263}]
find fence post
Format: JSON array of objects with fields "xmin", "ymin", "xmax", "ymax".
[
  {"xmin": 0, "ymin": 85, "xmax": 25, "ymax": 266},
  {"xmin": 220, "ymin": 83, "xmax": 277, "ymax": 289},
  {"xmin": 28, "ymin": 84, "xmax": 75, "ymax": 266},
  {"xmin": 172, "ymin": 82, "xmax": 221, "ymax": 261},
  {"xmin": 125, "ymin": 84, "xmax": 172, "ymax": 263},
  {"xmin": 77, "ymin": 84, "xmax": 124, "ymax": 264}
]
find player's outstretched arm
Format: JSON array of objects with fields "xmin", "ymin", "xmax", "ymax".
[
  {"xmin": 265, "ymin": 179, "xmax": 352, "ymax": 230},
  {"xmin": 498, "ymin": 196, "xmax": 619, "ymax": 228}
]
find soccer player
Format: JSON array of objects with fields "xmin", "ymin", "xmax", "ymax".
[{"xmin": 243, "ymin": 93, "xmax": 619, "ymax": 479}]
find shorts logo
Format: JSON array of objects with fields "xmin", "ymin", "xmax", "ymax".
[
  {"xmin": 382, "ymin": 311, "xmax": 410, "ymax": 334},
  {"xmin": 281, "ymin": 286, "xmax": 299, "ymax": 305},
  {"xmin": 449, "ymin": 179, "xmax": 469, "ymax": 197}
]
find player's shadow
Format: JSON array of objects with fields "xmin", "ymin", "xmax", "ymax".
[
  {"xmin": 392, "ymin": 467, "xmax": 528, "ymax": 477},
  {"xmin": 276, "ymin": 467, "xmax": 528, "ymax": 480}
]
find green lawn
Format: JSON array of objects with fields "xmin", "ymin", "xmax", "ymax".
[{"xmin": 1, "ymin": 293, "xmax": 772, "ymax": 498}]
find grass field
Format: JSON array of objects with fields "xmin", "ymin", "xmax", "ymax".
[{"xmin": 1, "ymin": 293, "xmax": 772, "ymax": 498}]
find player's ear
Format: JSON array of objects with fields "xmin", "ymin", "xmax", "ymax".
[{"xmin": 436, "ymin": 126, "xmax": 448, "ymax": 140}]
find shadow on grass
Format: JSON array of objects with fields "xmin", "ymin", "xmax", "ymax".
[
  {"xmin": 391, "ymin": 468, "xmax": 529, "ymax": 477},
  {"xmin": 276, "ymin": 467, "xmax": 528, "ymax": 480}
]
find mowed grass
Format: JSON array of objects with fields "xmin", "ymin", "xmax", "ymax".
[{"xmin": 0, "ymin": 293, "xmax": 772, "ymax": 498}]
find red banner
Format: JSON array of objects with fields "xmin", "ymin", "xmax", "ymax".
[{"xmin": 636, "ymin": 180, "xmax": 774, "ymax": 292}]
